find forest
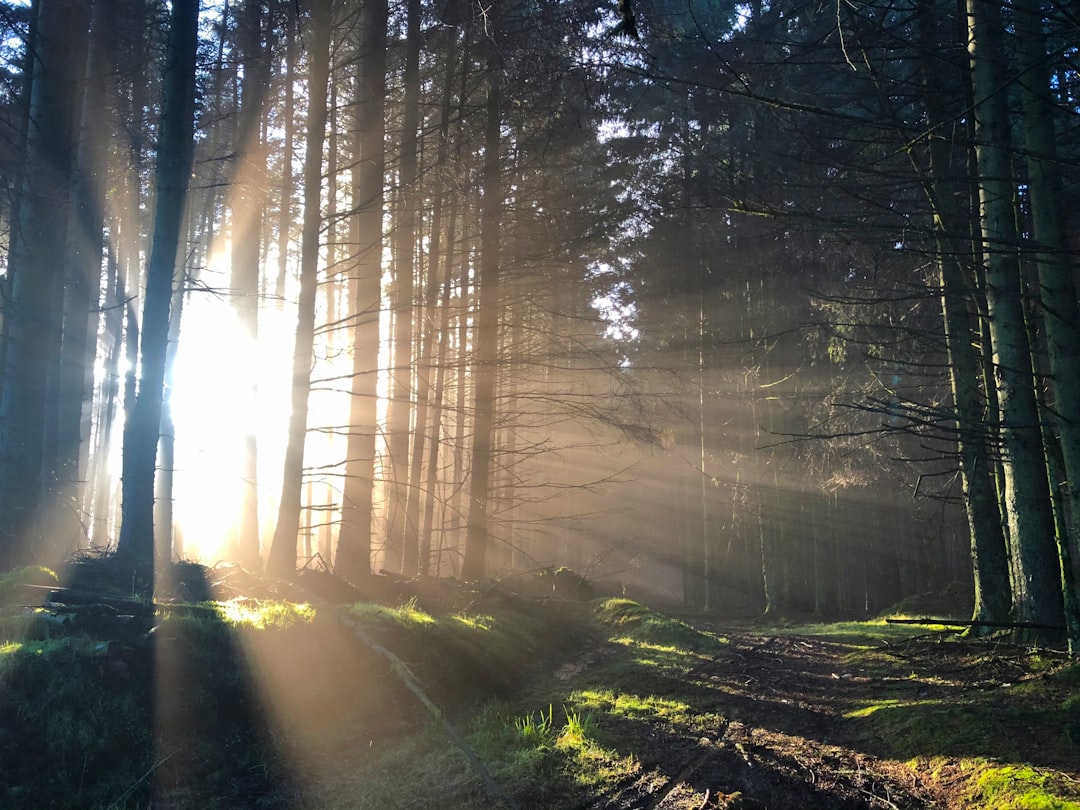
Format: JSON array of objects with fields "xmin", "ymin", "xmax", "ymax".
[
  {"xmin": 0, "ymin": 0, "xmax": 1077, "ymax": 639},
  {"xmin": 0, "ymin": 0, "xmax": 1078, "ymax": 806}
]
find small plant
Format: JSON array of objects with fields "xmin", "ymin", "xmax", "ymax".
[
  {"xmin": 515, "ymin": 704, "xmax": 554, "ymax": 745},
  {"xmin": 558, "ymin": 707, "xmax": 595, "ymax": 746}
]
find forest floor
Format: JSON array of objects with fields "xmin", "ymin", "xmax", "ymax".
[{"xmin": 1, "ymin": 560, "xmax": 1079, "ymax": 809}]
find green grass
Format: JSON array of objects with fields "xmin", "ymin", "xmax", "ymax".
[
  {"xmin": 965, "ymin": 764, "xmax": 1080, "ymax": 810},
  {"xmin": 211, "ymin": 596, "xmax": 317, "ymax": 628}
]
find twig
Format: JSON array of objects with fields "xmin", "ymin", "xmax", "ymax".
[{"xmin": 106, "ymin": 749, "xmax": 179, "ymax": 809}]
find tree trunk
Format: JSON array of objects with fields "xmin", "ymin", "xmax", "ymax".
[
  {"xmin": 917, "ymin": 0, "xmax": 1011, "ymax": 624},
  {"xmin": 1013, "ymin": 0, "xmax": 1080, "ymax": 653},
  {"xmin": 385, "ymin": 0, "xmax": 422, "ymax": 574},
  {"xmin": 966, "ymin": 0, "xmax": 1064, "ymax": 629},
  {"xmin": 460, "ymin": 26, "xmax": 502, "ymax": 583},
  {"xmin": 230, "ymin": 0, "xmax": 270, "ymax": 568},
  {"xmin": 336, "ymin": 0, "xmax": 388, "ymax": 583},
  {"xmin": 267, "ymin": 0, "xmax": 331, "ymax": 578},
  {"xmin": 0, "ymin": 0, "xmax": 86, "ymax": 567},
  {"xmin": 116, "ymin": 0, "xmax": 199, "ymax": 573}
]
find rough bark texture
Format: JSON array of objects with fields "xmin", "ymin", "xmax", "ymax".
[
  {"xmin": 967, "ymin": 0, "xmax": 1063, "ymax": 628},
  {"xmin": 1013, "ymin": 0, "xmax": 1080, "ymax": 651},
  {"xmin": 917, "ymin": 0, "xmax": 1010, "ymax": 624}
]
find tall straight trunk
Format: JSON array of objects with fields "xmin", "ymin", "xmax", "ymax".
[
  {"xmin": 1014, "ymin": 0, "xmax": 1080, "ymax": 650},
  {"xmin": 407, "ymin": 27, "xmax": 460, "ymax": 576},
  {"xmin": 89, "ymin": 248, "xmax": 124, "ymax": 544},
  {"xmin": 0, "ymin": 0, "xmax": 85, "ymax": 567},
  {"xmin": 448, "ymin": 244, "xmax": 471, "ymax": 569},
  {"xmin": 0, "ymin": 0, "xmax": 39, "ymax": 402},
  {"xmin": 917, "ymin": 0, "xmax": 1010, "ymax": 623},
  {"xmin": 54, "ymin": 0, "xmax": 105, "ymax": 556},
  {"xmin": 966, "ymin": 0, "xmax": 1063, "ymax": 628},
  {"xmin": 336, "ymin": 0, "xmax": 388, "ymax": 582},
  {"xmin": 421, "ymin": 200, "xmax": 459, "ymax": 572},
  {"xmin": 230, "ymin": 0, "xmax": 270, "ymax": 567},
  {"xmin": 116, "ymin": 0, "xmax": 199, "ymax": 572},
  {"xmin": 155, "ymin": 212, "xmax": 193, "ymax": 561},
  {"xmin": 460, "ymin": 28, "xmax": 502, "ymax": 583},
  {"xmin": 275, "ymin": 0, "xmax": 295, "ymax": 305},
  {"xmin": 385, "ymin": 0, "xmax": 422, "ymax": 574},
  {"xmin": 267, "ymin": 0, "xmax": 331, "ymax": 577}
]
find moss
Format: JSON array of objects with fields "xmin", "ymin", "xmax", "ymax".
[
  {"xmin": 0, "ymin": 565, "xmax": 58, "ymax": 605},
  {"xmin": 594, "ymin": 598, "xmax": 723, "ymax": 653},
  {"xmin": 966, "ymin": 764, "xmax": 1080, "ymax": 810}
]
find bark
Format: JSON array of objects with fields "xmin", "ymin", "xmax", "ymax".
[
  {"xmin": 385, "ymin": 0, "xmax": 422, "ymax": 574},
  {"xmin": 460, "ymin": 27, "xmax": 503, "ymax": 583},
  {"xmin": 0, "ymin": 0, "xmax": 85, "ymax": 566},
  {"xmin": 267, "ymin": 0, "xmax": 331, "ymax": 578},
  {"xmin": 274, "ymin": 0, "xmax": 296, "ymax": 305},
  {"xmin": 336, "ymin": 0, "xmax": 388, "ymax": 583},
  {"xmin": 1013, "ymin": 0, "xmax": 1080, "ymax": 652},
  {"xmin": 116, "ymin": 0, "xmax": 199, "ymax": 571},
  {"xmin": 917, "ymin": 0, "xmax": 1010, "ymax": 624},
  {"xmin": 54, "ymin": 0, "xmax": 104, "ymax": 557},
  {"xmin": 408, "ymin": 26, "xmax": 461, "ymax": 576},
  {"xmin": 966, "ymin": 0, "xmax": 1063, "ymax": 628}
]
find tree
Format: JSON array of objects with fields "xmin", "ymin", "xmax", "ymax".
[
  {"xmin": 267, "ymin": 0, "xmax": 331, "ymax": 577},
  {"xmin": 116, "ymin": 0, "xmax": 200, "ymax": 571},
  {"xmin": 0, "ymin": 0, "xmax": 87, "ymax": 567},
  {"xmin": 460, "ymin": 8, "xmax": 502, "ymax": 582},
  {"xmin": 966, "ymin": 0, "xmax": 1063, "ymax": 629},
  {"xmin": 336, "ymin": 0, "xmax": 389, "ymax": 582}
]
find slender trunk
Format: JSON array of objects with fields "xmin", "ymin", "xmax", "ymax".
[
  {"xmin": 275, "ymin": 0, "xmax": 295, "ymax": 305},
  {"xmin": 116, "ymin": 0, "xmax": 199, "ymax": 573},
  {"xmin": 267, "ymin": 0, "xmax": 331, "ymax": 577},
  {"xmin": 385, "ymin": 0, "xmax": 422, "ymax": 574},
  {"xmin": 461, "ymin": 29, "xmax": 502, "ymax": 582},
  {"xmin": 967, "ymin": 0, "xmax": 1063, "ymax": 628},
  {"xmin": 0, "ymin": 0, "xmax": 85, "ymax": 566},
  {"xmin": 917, "ymin": 0, "xmax": 1010, "ymax": 623},
  {"xmin": 1014, "ymin": 0, "xmax": 1080, "ymax": 652},
  {"xmin": 230, "ymin": 0, "xmax": 269, "ymax": 567},
  {"xmin": 336, "ymin": 0, "xmax": 388, "ymax": 583},
  {"xmin": 54, "ymin": 0, "xmax": 103, "ymax": 556}
]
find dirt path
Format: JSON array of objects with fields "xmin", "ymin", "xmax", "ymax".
[
  {"xmin": 571, "ymin": 630, "xmax": 933, "ymax": 809},
  {"xmin": 568, "ymin": 622, "xmax": 1077, "ymax": 810}
]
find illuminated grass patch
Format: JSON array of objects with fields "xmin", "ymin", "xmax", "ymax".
[
  {"xmin": 594, "ymin": 597, "xmax": 724, "ymax": 653},
  {"xmin": 965, "ymin": 764, "xmax": 1080, "ymax": 810},
  {"xmin": 348, "ymin": 597, "xmax": 436, "ymax": 627},
  {"xmin": 212, "ymin": 597, "xmax": 317, "ymax": 628},
  {"xmin": 574, "ymin": 688, "xmax": 692, "ymax": 725}
]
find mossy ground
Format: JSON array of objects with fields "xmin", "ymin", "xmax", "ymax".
[{"xmin": 1, "ymin": 561, "xmax": 1078, "ymax": 809}]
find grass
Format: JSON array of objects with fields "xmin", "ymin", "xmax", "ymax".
[
  {"xmin": 761, "ymin": 615, "xmax": 1080, "ymax": 809},
  {"xmin": 965, "ymin": 764, "xmax": 1080, "ymax": 810},
  {"xmin": 5, "ymin": 583, "xmax": 1078, "ymax": 809}
]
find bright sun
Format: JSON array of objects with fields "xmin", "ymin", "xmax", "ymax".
[{"xmin": 169, "ymin": 289, "xmax": 293, "ymax": 563}]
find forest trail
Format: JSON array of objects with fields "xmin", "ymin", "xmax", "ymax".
[
  {"xmin": 4, "ymin": 562, "xmax": 1079, "ymax": 809},
  {"xmin": 541, "ymin": 618, "xmax": 1080, "ymax": 810}
]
